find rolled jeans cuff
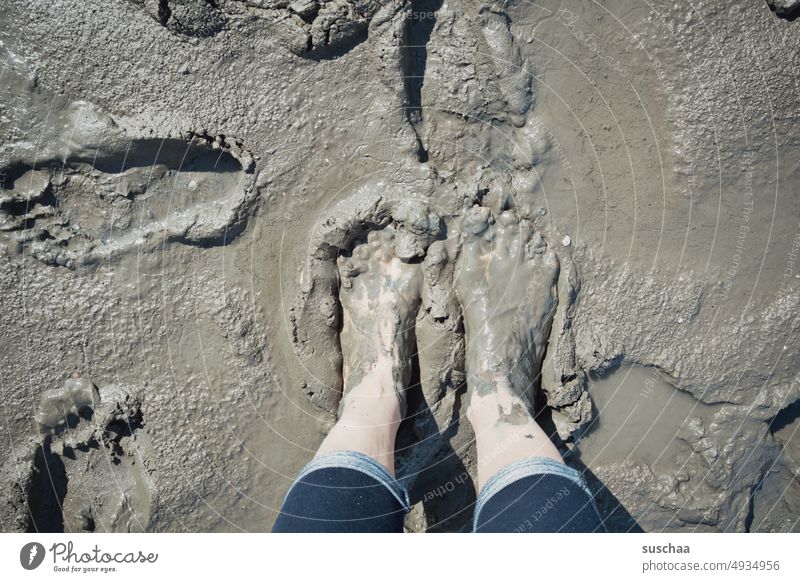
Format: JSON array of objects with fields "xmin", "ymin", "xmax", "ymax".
[
  {"xmin": 288, "ymin": 450, "xmax": 411, "ymax": 512},
  {"xmin": 474, "ymin": 457, "xmax": 593, "ymax": 526}
]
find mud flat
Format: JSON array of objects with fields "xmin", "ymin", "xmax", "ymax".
[{"xmin": 1, "ymin": 0, "xmax": 799, "ymax": 532}]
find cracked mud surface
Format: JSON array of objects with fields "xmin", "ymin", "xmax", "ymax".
[{"xmin": 2, "ymin": 0, "xmax": 800, "ymax": 532}]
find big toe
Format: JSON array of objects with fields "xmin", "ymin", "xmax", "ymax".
[{"xmin": 462, "ymin": 205, "xmax": 493, "ymax": 238}]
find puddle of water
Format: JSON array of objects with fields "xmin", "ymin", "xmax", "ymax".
[{"xmin": 576, "ymin": 365, "xmax": 701, "ymax": 469}]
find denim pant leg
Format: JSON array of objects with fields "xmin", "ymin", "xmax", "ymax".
[
  {"xmin": 474, "ymin": 457, "xmax": 605, "ymax": 533},
  {"xmin": 273, "ymin": 451, "xmax": 410, "ymax": 533}
]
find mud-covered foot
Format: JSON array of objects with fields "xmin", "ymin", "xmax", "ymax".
[
  {"xmin": 337, "ymin": 225, "xmax": 423, "ymax": 423},
  {"xmin": 454, "ymin": 205, "xmax": 559, "ymax": 429}
]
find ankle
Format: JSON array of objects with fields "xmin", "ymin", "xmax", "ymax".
[
  {"xmin": 465, "ymin": 378, "xmax": 535, "ymax": 430},
  {"xmin": 339, "ymin": 396, "xmax": 402, "ymax": 428},
  {"xmin": 340, "ymin": 379, "xmax": 402, "ymax": 428},
  {"xmin": 342, "ymin": 353, "xmax": 406, "ymax": 416}
]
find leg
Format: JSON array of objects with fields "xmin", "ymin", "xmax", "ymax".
[
  {"xmin": 274, "ymin": 226, "xmax": 421, "ymax": 532},
  {"xmin": 455, "ymin": 205, "xmax": 603, "ymax": 532},
  {"xmin": 314, "ymin": 359, "xmax": 403, "ymax": 476}
]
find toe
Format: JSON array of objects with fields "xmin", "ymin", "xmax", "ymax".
[
  {"xmin": 543, "ymin": 245, "xmax": 559, "ymax": 271},
  {"xmin": 495, "ymin": 210, "xmax": 521, "ymax": 257},
  {"xmin": 423, "ymin": 240, "xmax": 448, "ymax": 273},
  {"xmin": 394, "ymin": 228, "xmax": 425, "ymax": 261},
  {"xmin": 524, "ymin": 230, "xmax": 548, "ymax": 258},
  {"xmin": 462, "ymin": 205, "xmax": 493, "ymax": 237},
  {"xmin": 391, "ymin": 202, "xmax": 440, "ymax": 260},
  {"xmin": 456, "ymin": 239, "xmax": 486, "ymax": 286},
  {"xmin": 381, "ymin": 225, "xmax": 395, "ymax": 243},
  {"xmin": 381, "ymin": 225, "xmax": 397, "ymax": 259},
  {"xmin": 337, "ymin": 255, "xmax": 358, "ymax": 288},
  {"xmin": 497, "ymin": 209, "xmax": 519, "ymax": 228},
  {"xmin": 518, "ymin": 218, "xmax": 535, "ymax": 243},
  {"xmin": 353, "ymin": 241, "xmax": 371, "ymax": 264}
]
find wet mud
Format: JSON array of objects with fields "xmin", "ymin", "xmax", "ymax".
[{"xmin": 1, "ymin": 0, "xmax": 799, "ymax": 532}]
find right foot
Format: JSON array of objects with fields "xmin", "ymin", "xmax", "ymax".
[
  {"xmin": 336, "ymin": 225, "xmax": 423, "ymax": 424},
  {"xmin": 454, "ymin": 205, "xmax": 559, "ymax": 430}
]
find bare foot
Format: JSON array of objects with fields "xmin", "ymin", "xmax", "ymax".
[
  {"xmin": 336, "ymin": 225, "xmax": 423, "ymax": 424},
  {"xmin": 454, "ymin": 205, "xmax": 561, "ymax": 486}
]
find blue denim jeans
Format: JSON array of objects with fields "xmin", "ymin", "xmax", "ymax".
[{"xmin": 272, "ymin": 451, "xmax": 604, "ymax": 532}]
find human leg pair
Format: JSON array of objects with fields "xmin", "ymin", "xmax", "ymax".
[{"xmin": 273, "ymin": 210, "xmax": 602, "ymax": 532}]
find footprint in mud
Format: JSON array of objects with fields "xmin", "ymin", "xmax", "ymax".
[
  {"xmin": 0, "ymin": 102, "xmax": 257, "ymax": 268},
  {"xmin": 131, "ymin": 0, "xmax": 390, "ymax": 58},
  {"xmin": 21, "ymin": 376, "xmax": 153, "ymax": 533}
]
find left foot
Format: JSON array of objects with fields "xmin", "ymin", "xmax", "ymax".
[{"xmin": 336, "ymin": 225, "xmax": 423, "ymax": 424}]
